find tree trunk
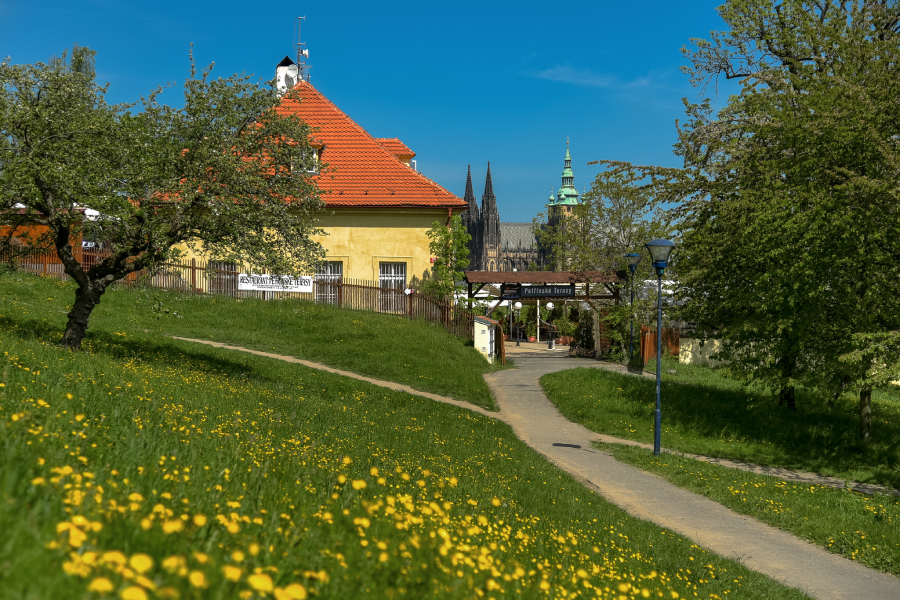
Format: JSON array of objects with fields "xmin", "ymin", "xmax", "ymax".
[
  {"xmin": 60, "ymin": 284, "xmax": 104, "ymax": 350},
  {"xmin": 779, "ymin": 385, "xmax": 796, "ymax": 410},
  {"xmin": 860, "ymin": 387, "xmax": 872, "ymax": 441},
  {"xmin": 777, "ymin": 349, "xmax": 797, "ymax": 410}
]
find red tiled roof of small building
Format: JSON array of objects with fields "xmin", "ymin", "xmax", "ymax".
[
  {"xmin": 276, "ymin": 82, "xmax": 464, "ymax": 209},
  {"xmin": 374, "ymin": 137, "xmax": 415, "ymax": 159}
]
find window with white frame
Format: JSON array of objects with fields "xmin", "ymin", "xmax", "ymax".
[{"xmin": 379, "ymin": 262, "xmax": 406, "ymax": 313}]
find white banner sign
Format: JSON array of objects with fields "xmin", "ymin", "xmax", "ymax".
[{"xmin": 238, "ymin": 273, "xmax": 313, "ymax": 293}]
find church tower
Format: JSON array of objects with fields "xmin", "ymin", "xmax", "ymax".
[
  {"xmin": 480, "ymin": 163, "xmax": 502, "ymax": 271},
  {"xmin": 548, "ymin": 140, "xmax": 580, "ymax": 229},
  {"xmin": 460, "ymin": 165, "xmax": 481, "ymax": 269}
]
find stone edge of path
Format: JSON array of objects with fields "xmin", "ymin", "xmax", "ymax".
[{"xmin": 170, "ymin": 337, "xmax": 508, "ymax": 423}]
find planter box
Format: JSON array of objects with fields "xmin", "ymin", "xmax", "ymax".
[
  {"xmin": 528, "ymin": 336, "xmax": 537, "ymax": 343},
  {"xmin": 503, "ymin": 334, "xmax": 511, "ymax": 341},
  {"xmin": 556, "ymin": 336, "xmax": 574, "ymax": 346}
]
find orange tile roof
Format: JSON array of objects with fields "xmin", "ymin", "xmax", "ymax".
[
  {"xmin": 374, "ymin": 137, "xmax": 415, "ymax": 159},
  {"xmin": 276, "ymin": 82, "xmax": 465, "ymax": 209}
]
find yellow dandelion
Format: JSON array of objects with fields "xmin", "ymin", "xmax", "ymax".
[
  {"xmin": 351, "ymin": 480, "xmax": 366, "ymax": 490},
  {"xmin": 129, "ymin": 553, "xmax": 153, "ymax": 574},
  {"xmin": 193, "ymin": 514, "xmax": 207, "ymax": 527},
  {"xmin": 247, "ymin": 573, "xmax": 274, "ymax": 592},
  {"xmin": 162, "ymin": 520, "xmax": 184, "ymax": 534},
  {"xmin": 189, "ymin": 571, "xmax": 208, "ymax": 589},
  {"xmin": 223, "ymin": 565, "xmax": 242, "ymax": 581},
  {"xmin": 120, "ymin": 587, "xmax": 148, "ymax": 600},
  {"xmin": 283, "ymin": 584, "xmax": 308, "ymax": 600},
  {"xmin": 232, "ymin": 550, "xmax": 245, "ymax": 562},
  {"xmin": 103, "ymin": 551, "xmax": 127, "ymax": 566},
  {"xmin": 88, "ymin": 578, "xmax": 114, "ymax": 592}
]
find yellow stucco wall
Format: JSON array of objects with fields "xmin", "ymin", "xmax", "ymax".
[
  {"xmin": 679, "ymin": 338, "xmax": 725, "ymax": 368},
  {"xmin": 172, "ymin": 206, "xmax": 464, "ymax": 288},
  {"xmin": 314, "ymin": 206, "xmax": 462, "ymax": 282}
]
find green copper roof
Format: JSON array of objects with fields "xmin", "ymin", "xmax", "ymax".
[{"xmin": 554, "ymin": 141, "xmax": 580, "ymax": 206}]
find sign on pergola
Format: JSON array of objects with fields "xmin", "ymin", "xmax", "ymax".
[
  {"xmin": 501, "ymin": 283, "xmax": 575, "ymax": 299},
  {"xmin": 464, "ymin": 270, "xmax": 625, "ymax": 317}
]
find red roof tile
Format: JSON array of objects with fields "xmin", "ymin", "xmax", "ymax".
[
  {"xmin": 276, "ymin": 82, "xmax": 465, "ymax": 209},
  {"xmin": 374, "ymin": 137, "xmax": 415, "ymax": 159}
]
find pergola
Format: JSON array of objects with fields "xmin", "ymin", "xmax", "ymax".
[{"xmin": 463, "ymin": 270, "xmax": 625, "ymax": 318}]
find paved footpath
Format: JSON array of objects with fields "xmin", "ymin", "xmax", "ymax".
[
  {"xmin": 175, "ymin": 336, "xmax": 900, "ymax": 600},
  {"xmin": 492, "ymin": 345, "xmax": 900, "ymax": 600}
]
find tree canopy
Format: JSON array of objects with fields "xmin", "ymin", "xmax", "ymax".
[
  {"xmin": 597, "ymin": 0, "xmax": 900, "ymax": 437},
  {"xmin": 0, "ymin": 47, "xmax": 326, "ymax": 348}
]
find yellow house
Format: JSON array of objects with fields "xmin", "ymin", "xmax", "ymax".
[{"xmin": 274, "ymin": 66, "xmax": 468, "ymax": 287}]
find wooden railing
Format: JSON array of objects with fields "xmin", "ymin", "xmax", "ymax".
[{"xmin": 4, "ymin": 249, "xmax": 475, "ymax": 339}]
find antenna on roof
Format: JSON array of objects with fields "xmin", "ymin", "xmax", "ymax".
[{"xmin": 297, "ymin": 16, "xmax": 310, "ymax": 82}]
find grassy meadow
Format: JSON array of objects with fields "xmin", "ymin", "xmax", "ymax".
[
  {"xmin": 2, "ymin": 274, "xmax": 504, "ymax": 409},
  {"xmin": 598, "ymin": 443, "xmax": 900, "ymax": 577},
  {"xmin": 541, "ymin": 358, "xmax": 900, "ymax": 489},
  {"xmin": 0, "ymin": 273, "xmax": 810, "ymax": 599}
]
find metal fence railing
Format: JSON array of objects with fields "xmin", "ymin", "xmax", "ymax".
[{"xmin": 5, "ymin": 249, "xmax": 475, "ymax": 340}]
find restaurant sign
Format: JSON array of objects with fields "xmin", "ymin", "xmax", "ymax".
[
  {"xmin": 238, "ymin": 273, "xmax": 313, "ymax": 293},
  {"xmin": 500, "ymin": 283, "xmax": 575, "ymax": 299}
]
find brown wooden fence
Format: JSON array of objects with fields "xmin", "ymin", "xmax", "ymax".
[
  {"xmin": 5, "ymin": 249, "xmax": 475, "ymax": 339},
  {"xmin": 640, "ymin": 325, "xmax": 680, "ymax": 362}
]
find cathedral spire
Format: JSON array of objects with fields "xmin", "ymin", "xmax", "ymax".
[
  {"xmin": 481, "ymin": 162, "xmax": 498, "ymax": 218},
  {"xmin": 463, "ymin": 164, "xmax": 478, "ymax": 217},
  {"xmin": 480, "ymin": 162, "xmax": 501, "ymax": 266},
  {"xmin": 556, "ymin": 141, "xmax": 579, "ymax": 206},
  {"xmin": 483, "ymin": 162, "xmax": 496, "ymax": 205}
]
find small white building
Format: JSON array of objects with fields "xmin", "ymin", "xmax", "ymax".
[{"xmin": 474, "ymin": 316, "xmax": 500, "ymax": 363}]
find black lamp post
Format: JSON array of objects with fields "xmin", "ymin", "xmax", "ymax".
[
  {"xmin": 625, "ymin": 253, "xmax": 642, "ymax": 361},
  {"xmin": 514, "ymin": 302, "xmax": 522, "ymax": 346},
  {"xmin": 644, "ymin": 239, "xmax": 675, "ymax": 456}
]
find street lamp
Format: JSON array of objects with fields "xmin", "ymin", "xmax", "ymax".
[
  {"xmin": 644, "ymin": 239, "xmax": 675, "ymax": 456},
  {"xmin": 546, "ymin": 302, "xmax": 555, "ymax": 350},
  {"xmin": 624, "ymin": 253, "xmax": 642, "ymax": 361},
  {"xmin": 514, "ymin": 302, "xmax": 522, "ymax": 346}
]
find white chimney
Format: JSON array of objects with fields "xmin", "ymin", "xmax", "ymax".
[{"xmin": 276, "ymin": 56, "xmax": 300, "ymax": 95}]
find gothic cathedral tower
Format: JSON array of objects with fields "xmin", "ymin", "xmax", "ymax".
[
  {"xmin": 480, "ymin": 162, "xmax": 501, "ymax": 271},
  {"xmin": 460, "ymin": 165, "xmax": 480, "ymax": 268}
]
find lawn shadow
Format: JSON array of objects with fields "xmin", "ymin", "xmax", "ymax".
[
  {"xmin": 620, "ymin": 372, "xmax": 900, "ymax": 488},
  {"xmin": 0, "ymin": 313, "xmax": 309, "ymax": 391}
]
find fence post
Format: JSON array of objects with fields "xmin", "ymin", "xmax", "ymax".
[{"xmin": 191, "ymin": 258, "xmax": 197, "ymax": 293}]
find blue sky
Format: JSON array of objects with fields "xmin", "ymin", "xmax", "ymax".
[{"xmin": 1, "ymin": 1, "xmax": 739, "ymax": 222}]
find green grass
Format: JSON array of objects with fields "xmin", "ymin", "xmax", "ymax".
[
  {"xmin": 0, "ymin": 272, "xmax": 810, "ymax": 599},
  {"xmin": 0, "ymin": 273, "xmax": 505, "ymax": 409},
  {"xmin": 541, "ymin": 357, "xmax": 900, "ymax": 489},
  {"xmin": 598, "ymin": 443, "xmax": 900, "ymax": 577}
]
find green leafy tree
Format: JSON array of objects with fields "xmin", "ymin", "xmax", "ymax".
[
  {"xmin": 597, "ymin": 0, "xmax": 900, "ymax": 438},
  {"xmin": 424, "ymin": 214, "xmax": 470, "ymax": 301},
  {"xmin": 1, "ymin": 47, "xmax": 326, "ymax": 349}
]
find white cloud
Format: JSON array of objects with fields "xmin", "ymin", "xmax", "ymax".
[{"xmin": 529, "ymin": 65, "xmax": 654, "ymax": 89}]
